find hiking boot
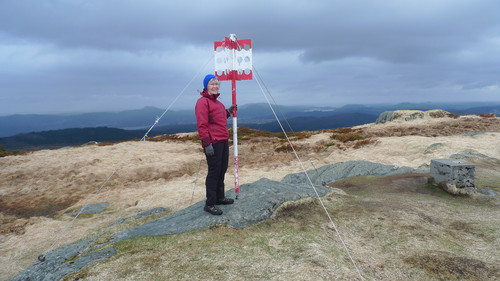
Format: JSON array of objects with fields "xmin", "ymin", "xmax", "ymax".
[
  {"xmin": 204, "ymin": 205, "xmax": 223, "ymax": 215},
  {"xmin": 216, "ymin": 197, "xmax": 234, "ymax": 205}
]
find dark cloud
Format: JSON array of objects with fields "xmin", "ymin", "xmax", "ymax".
[{"xmin": 0, "ymin": 0, "xmax": 499, "ymax": 115}]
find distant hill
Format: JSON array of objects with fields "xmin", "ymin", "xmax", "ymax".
[
  {"xmin": 242, "ymin": 113, "xmax": 376, "ymax": 132},
  {"xmin": 1, "ymin": 102, "xmax": 499, "ymax": 151},
  {"xmin": 1, "ymin": 102, "xmax": 498, "ymax": 138},
  {"xmin": 0, "ymin": 127, "xmax": 147, "ymax": 151},
  {"xmin": 0, "ymin": 113, "xmax": 376, "ymax": 151},
  {"xmin": 0, "ymin": 103, "xmax": 500, "ymax": 137},
  {"xmin": 0, "ymin": 107, "xmax": 194, "ymax": 138},
  {"xmin": 0, "ymin": 112, "xmax": 376, "ymax": 151}
]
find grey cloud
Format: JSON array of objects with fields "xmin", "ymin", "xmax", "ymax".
[
  {"xmin": 3, "ymin": 1, "xmax": 498, "ymax": 60},
  {"xmin": 0, "ymin": 0, "xmax": 499, "ymax": 116}
]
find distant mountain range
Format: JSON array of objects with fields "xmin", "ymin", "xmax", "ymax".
[{"xmin": 0, "ymin": 102, "xmax": 498, "ymax": 150}]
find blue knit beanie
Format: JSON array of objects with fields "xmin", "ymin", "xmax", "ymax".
[{"xmin": 203, "ymin": 74, "xmax": 217, "ymax": 89}]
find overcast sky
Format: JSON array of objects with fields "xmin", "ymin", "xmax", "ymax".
[{"xmin": 1, "ymin": 0, "xmax": 499, "ymax": 116}]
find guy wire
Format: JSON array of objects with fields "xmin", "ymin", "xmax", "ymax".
[
  {"xmin": 253, "ymin": 66, "xmax": 366, "ymax": 280},
  {"xmin": 37, "ymin": 55, "xmax": 213, "ymax": 262}
]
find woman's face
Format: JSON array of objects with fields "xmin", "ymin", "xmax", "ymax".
[{"xmin": 207, "ymin": 79, "xmax": 220, "ymax": 95}]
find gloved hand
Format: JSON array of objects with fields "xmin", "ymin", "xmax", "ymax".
[
  {"xmin": 204, "ymin": 144, "xmax": 214, "ymax": 157},
  {"xmin": 228, "ymin": 104, "xmax": 237, "ymax": 116}
]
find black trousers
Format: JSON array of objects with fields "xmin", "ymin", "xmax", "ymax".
[{"xmin": 205, "ymin": 140, "xmax": 229, "ymax": 206}]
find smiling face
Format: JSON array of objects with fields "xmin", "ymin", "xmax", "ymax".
[{"xmin": 206, "ymin": 78, "xmax": 220, "ymax": 95}]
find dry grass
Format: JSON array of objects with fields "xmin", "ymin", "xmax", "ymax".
[
  {"xmin": 327, "ymin": 127, "xmax": 377, "ymax": 150},
  {"xmin": 1, "ymin": 114, "xmax": 499, "ymax": 280},
  {"xmin": 428, "ymin": 111, "xmax": 460, "ymax": 119},
  {"xmin": 147, "ymin": 133, "xmax": 200, "ymax": 143},
  {"xmin": 0, "ymin": 146, "xmax": 29, "ymax": 158},
  {"xmin": 60, "ymin": 173, "xmax": 500, "ymax": 281},
  {"xmin": 476, "ymin": 113, "xmax": 496, "ymax": 118},
  {"xmin": 405, "ymin": 251, "xmax": 500, "ymax": 280}
]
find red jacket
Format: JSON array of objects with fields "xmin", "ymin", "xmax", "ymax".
[{"xmin": 195, "ymin": 91, "xmax": 230, "ymax": 147}]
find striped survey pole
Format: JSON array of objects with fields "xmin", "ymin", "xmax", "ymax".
[{"xmin": 214, "ymin": 34, "xmax": 252, "ymax": 199}]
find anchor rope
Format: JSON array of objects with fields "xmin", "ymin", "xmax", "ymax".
[
  {"xmin": 38, "ymin": 56, "xmax": 213, "ymax": 261},
  {"xmin": 251, "ymin": 65, "xmax": 318, "ymax": 171},
  {"xmin": 250, "ymin": 67, "xmax": 295, "ymax": 134},
  {"xmin": 141, "ymin": 56, "xmax": 214, "ymax": 141},
  {"xmin": 253, "ymin": 66, "xmax": 365, "ymax": 280},
  {"xmin": 41, "ymin": 159, "xmax": 125, "ymax": 260}
]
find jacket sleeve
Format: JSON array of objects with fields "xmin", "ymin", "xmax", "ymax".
[{"xmin": 195, "ymin": 98, "xmax": 211, "ymax": 147}]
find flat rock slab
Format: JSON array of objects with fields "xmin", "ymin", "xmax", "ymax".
[
  {"xmin": 10, "ymin": 238, "xmax": 116, "ymax": 281},
  {"xmin": 282, "ymin": 160, "xmax": 421, "ymax": 186},
  {"xmin": 108, "ymin": 207, "xmax": 169, "ymax": 226},
  {"xmin": 69, "ymin": 202, "xmax": 109, "ymax": 216},
  {"xmin": 112, "ymin": 178, "xmax": 331, "ymax": 243}
]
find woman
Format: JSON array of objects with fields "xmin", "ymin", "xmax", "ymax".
[{"xmin": 195, "ymin": 74, "xmax": 236, "ymax": 215}]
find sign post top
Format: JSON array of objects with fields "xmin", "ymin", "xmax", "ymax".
[{"xmin": 214, "ymin": 34, "xmax": 252, "ymax": 81}]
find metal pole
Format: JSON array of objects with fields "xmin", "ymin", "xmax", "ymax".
[
  {"xmin": 232, "ymin": 79, "xmax": 239, "ymax": 199},
  {"xmin": 229, "ymin": 34, "xmax": 240, "ymax": 199}
]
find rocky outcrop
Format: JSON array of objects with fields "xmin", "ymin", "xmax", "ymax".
[{"xmin": 375, "ymin": 109, "xmax": 458, "ymax": 124}]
